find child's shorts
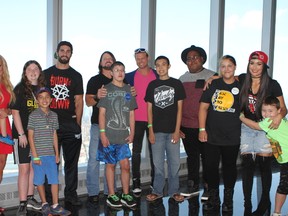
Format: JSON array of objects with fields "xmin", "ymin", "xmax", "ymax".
[
  {"xmin": 32, "ymin": 156, "xmax": 58, "ymax": 185},
  {"xmin": 277, "ymin": 162, "xmax": 288, "ymax": 195},
  {"xmin": 240, "ymin": 123, "xmax": 272, "ymax": 154},
  {"xmin": 97, "ymin": 143, "xmax": 131, "ymax": 164}
]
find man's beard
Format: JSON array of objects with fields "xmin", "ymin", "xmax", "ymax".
[
  {"xmin": 58, "ymin": 56, "xmax": 70, "ymax": 64},
  {"xmin": 102, "ymin": 66, "xmax": 111, "ymax": 70}
]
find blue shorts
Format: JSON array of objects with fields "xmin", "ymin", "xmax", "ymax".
[
  {"xmin": 32, "ymin": 156, "xmax": 58, "ymax": 185},
  {"xmin": 97, "ymin": 143, "xmax": 131, "ymax": 164},
  {"xmin": 240, "ymin": 123, "xmax": 272, "ymax": 154}
]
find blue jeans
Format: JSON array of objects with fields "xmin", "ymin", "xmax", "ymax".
[
  {"xmin": 152, "ymin": 132, "xmax": 180, "ymax": 196},
  {"xmin": 86, "ymin": 124, "xmax": 108, "ymax": 196}
]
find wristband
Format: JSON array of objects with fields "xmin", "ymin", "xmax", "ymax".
[
  {"xmin": 18, "ymin": 133, "xmax": 25, "ymax": 137},
  {"xmin": 199, "ymin": 128, "xmax": 206, "ymax": 132},
  {"xmin": 93, "ymin": 95, "xmax": 100, "ymax": 102},
  {"xmin": 147, "ymin": 124, "xmax": 153, "ymax": 128},
  {"xmin": 99, "ymin": 129, "xmax": 106, "ymax": 132},
  {"xmin": 33, "ymin": 157, "xmax": 40, "ymax": 161}
]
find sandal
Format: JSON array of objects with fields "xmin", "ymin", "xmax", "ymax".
[
  {"xmin": 146, "ymin": 193, "xmax": 163, "ymax": 202},
  {"xmin": 172, "ymin": 193, "xmax": 184, "ymax": 202}
]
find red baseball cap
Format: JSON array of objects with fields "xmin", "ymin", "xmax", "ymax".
[{"xmin": 249, "ymin": 51, "xmax": 269, "ymax": 68}]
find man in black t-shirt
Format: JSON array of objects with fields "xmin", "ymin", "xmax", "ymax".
[
  {"xmin": 85, "ymin": 51, "xmax": 116, "ymax": 204},
  {"xmin": 44, "ymin": 41, "xmax": 84, "ymax": 206}
]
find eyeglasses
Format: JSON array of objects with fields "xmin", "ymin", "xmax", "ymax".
[
  {"xmin": 134, "ymin": 48, "xmax": 148, "ymax": 54},
  {"xmin": 113, "ymin": 69, "xmax": 125, "ymax": 73},
  {"xmin": 186, "ymin": 56, "xmax": 200, "ymax": 62}
]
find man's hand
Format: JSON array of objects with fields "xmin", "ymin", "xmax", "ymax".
[{"xmin": 97, "ymin": 85, "xmax": 107, "ymax": 99}]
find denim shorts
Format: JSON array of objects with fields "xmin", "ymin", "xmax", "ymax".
[
  {"xmin": 97, "ymin": 143, "xmax": 131, "ymax": 164},
  {"xmin": 240, "ymin": 123, "xmax": 272, "ymax": 154},
  {"xmin": 32, "ymin": 156, "xmax": 58, "ymax": 185}
]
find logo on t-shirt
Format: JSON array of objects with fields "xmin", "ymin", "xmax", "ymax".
[
  {"xmin": 154, "ymin": 85, "xmax": 175, "ymax": 109},
  {"xmin": 49, "ymin": 75, "xmax": 71, "ymax": 109},
  {"xmin": 248, "ymin": 94, "xmax": 257, "ymax": 114},
  {"xmin": 211, "ymin": 89, "xmax": 235, "ymax": 112}
]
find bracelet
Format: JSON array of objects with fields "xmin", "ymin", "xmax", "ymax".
[
  {"xmin": 33, "ymin": 157, "xmax": 40, "ymax": 161},
  {"xmin": 93, "ymin": 95, "xmax": 100, "ymax": 102},
  {"xmin": 147, "ymin": 124, "xmax": 153, "ymax": 128},
  {"xmin": 18, "ymin": 133, "xmax": 25, "ymax": 137},
  {"xmin": 99, "ymin": 129, "xmax": 106, "ymax": 132},
  {"xmin": 199, "ymin": 128, "xmax": 206, "ymax": 132}
]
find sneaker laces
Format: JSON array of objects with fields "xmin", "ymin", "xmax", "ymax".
[
  {"xmin": 122, "ymin": 194, "xmax": 133, "ymax": 201},
  {"xmin": 110, "ymin": 194, "xmax": 120, "ymax": 201}
]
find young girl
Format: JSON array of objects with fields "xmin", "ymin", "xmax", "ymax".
[
  {"xmin": 11, "ymin": 60, "xmax": 45, "ymax": 214},
  {"xmin": 199, "ymin": 55, "xmax": 241, "ymax": 212}
]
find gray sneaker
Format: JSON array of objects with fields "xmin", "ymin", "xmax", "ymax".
[
  {"xmin": 17, "ymin": 203, "xmax": 27, "ymax": 216},
  {"xmin": 27, "ymin": 197, "xmax": 42, "ymax": 210}
]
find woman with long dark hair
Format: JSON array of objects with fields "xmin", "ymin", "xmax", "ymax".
[{"xmin": 239, "ymin": 51, "xmax": 287, "ymax": 215}]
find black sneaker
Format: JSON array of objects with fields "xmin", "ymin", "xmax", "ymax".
[
  {"xmin": 107, "ymin": 194, "xmax": 122, "ymax": 208},
  {"xmin": 121, "ymin": 194, "xmax": 137, "ymax": 208},
  {"xmin": 88, "ymin": 195, "xmax": 99, "ymax": 205},
  {"xmin": 201, "ymin": 185, "xmax": 209, "ymax": 201},
  {"xmin": 132, "ymin": 179, "xmax": 142, "ymax": 194},
  {"xmin": 27, "ymin": 197, "xmax": 42, "ymax": 210},
  {"xmin": 17, "ymin": 202, "xmax": 27, "ymax": 216},
  {"xmin": 183, "ymin": 180, "xmax": 200, "ymax": 199}
]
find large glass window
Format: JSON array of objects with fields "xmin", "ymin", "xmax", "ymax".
[
  {"xmin": 273, "ymin": 1, "xmax": 288, "ymax": 104},
  {"xmin": 1, "ymin": 1, "xmax": 46, "ymax": 176},
  {"xmin": 156, "ymin": 0, "xmax": 210, "ymax": 154},
  {"xmin": 156, "ymin": 0, "xmax": 211, "ymax": 79},
  {"xmin": 62, "ymin": 0, "xmax": 141, "ymax": 165},
  {"xmin": 224, "ymin": 0, "xmax": 263, "ymax": 74}
]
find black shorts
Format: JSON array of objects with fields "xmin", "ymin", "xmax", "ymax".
[
  {"xmin": 277, "ymin": 162, "xmax": 288, "ymax": 195},
  {"xmin": 13, "ymin": 139, "xmax": 31, "ymax": 164}
]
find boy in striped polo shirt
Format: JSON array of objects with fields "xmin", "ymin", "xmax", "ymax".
[{"xmin": 27, "ymin": 87, "xmax": 70, "ymax": 216}]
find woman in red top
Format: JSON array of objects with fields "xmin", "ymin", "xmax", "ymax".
[{"xmin": 0, "ymin": 55, "xmax": 15, "ymax": 213}]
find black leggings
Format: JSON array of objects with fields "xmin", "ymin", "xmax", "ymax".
[{"xmin": 204, "ymin": 142, "xmax": 240, "ymax": 189}]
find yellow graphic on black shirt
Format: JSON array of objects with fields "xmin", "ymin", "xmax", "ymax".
[{"xmin": 211, "ymin": 89, "xmax": 235, "ymax": 112}]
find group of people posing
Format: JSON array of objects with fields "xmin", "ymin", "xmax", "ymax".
[{"xmin": 0, "ymin": 42, "xmax": 287, "ymax": 216}]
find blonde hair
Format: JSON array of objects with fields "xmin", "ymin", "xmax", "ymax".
[{"xmin": 0, "ymin": 55, "xmax": 15, "ymax": 104}]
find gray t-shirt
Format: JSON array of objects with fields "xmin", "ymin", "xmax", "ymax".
[{"xmin": 97, "ymin": 82, "xmax": 137, "ymax": 144}]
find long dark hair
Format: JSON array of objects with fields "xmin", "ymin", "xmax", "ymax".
[
  {"xmin": 98, "ymin": 51, "xmax": 116, "ymax": 73},
  {"xmin": 240, "ymin": 61, "xmax": 270, "ymax": 119},
  {"xmin": 16, "ymin": 60, "xmax": 46, "ymax": 98}
]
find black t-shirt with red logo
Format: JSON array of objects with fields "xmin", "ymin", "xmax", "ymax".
[
  {"xmin": 44, "ymin": 65, "xmax": 84, "ymax": 123},
  {"xmin": 239, "ymin": 73, "xmax": 283, "ymax": 122}
]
